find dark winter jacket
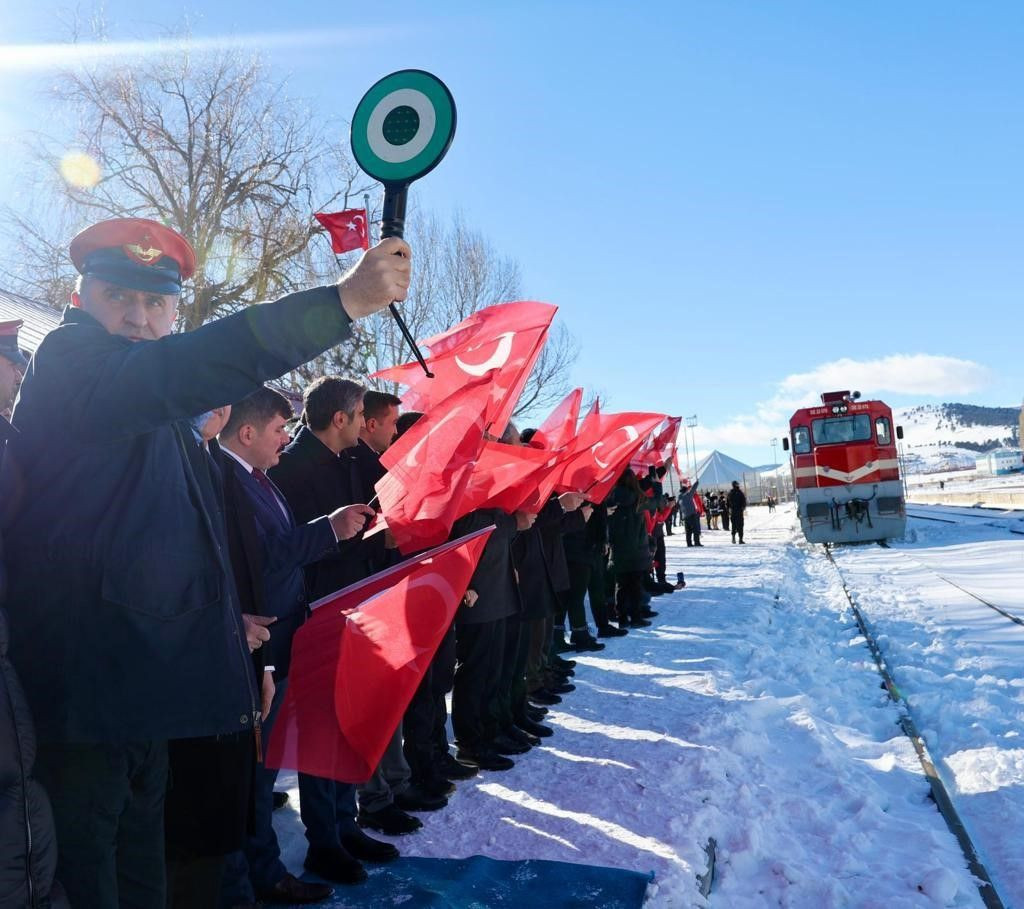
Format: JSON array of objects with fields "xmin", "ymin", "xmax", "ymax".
[
  {"xmin": 6, "ymin": 286, "xmax": 353, "ymax": 743},
  {"xmin": 607, "ymin": 485, "xmax": 652, "ymax": 574},
  {"xmin": 676, "ymin": 481, "xmax": 701, "ymax": 519},
  {"xmin": 452, "ymin": 509, "xmax": 520, "ymax": 625},
  {"xmin": 727, "ymin": 487, "xmax": 747, "ymax": 516}
]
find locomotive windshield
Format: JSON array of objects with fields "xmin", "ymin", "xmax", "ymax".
[{"xmin": 811, "ymin": 414, "xmax": 872, "ymax": 445}]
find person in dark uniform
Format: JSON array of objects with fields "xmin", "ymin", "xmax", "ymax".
[
  {"xmin": 727, "ymin": 480, "xmax": 748, "ymax": 543},
  {"xmin": 0, "ymin": 320, "xmax": 68, "ymax": 908},
  {"xmin": 4, "ymin": 217, "xmax": 409, "ymax": 909}
]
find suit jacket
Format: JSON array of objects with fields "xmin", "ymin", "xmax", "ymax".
[
  {"xmin": 452, "ymin": 508, "xmax": 520, "ymax": 626},
  {"xmin": 513, "ymin": 497, "xmax": 584, "ymax": 620},
  {"xmin": 6, "ymin": 285, "xmax": 353, "ymax": 743},
  {"xmin": 219, "ymin": 452, "xmax": 335, "ymax": 679},
  {"xmin": 270, "ymin": 426, "xmax": 384, "ymax": 599}
]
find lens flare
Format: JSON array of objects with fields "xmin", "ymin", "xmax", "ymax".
[{"xmin": 59, "ymin": 152, "xmax": 101, "ymax": 188}]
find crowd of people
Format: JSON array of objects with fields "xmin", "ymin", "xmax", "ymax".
[{"xmin": 0, "ymin": 217, "xmax": 744, "ymax": 909}]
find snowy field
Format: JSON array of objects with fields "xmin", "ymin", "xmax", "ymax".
[{"xmin": 271, "ymin": 505, "xmax": 1024, "ymax": 907}]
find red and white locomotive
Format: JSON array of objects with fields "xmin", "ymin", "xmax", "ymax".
[{"xmin": 783, "ymin": 390, "xmax": 906, "ymax": 544}]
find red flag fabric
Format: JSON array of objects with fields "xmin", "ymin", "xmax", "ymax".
[
  {"xmin": 371, "ymin": 301, "xmax": 557, "ymax": 437},
  {"xmin": 315, "ymin": 209, "xmax": 370, "ymax": 254},
  {"xmin": 375, "ymin": 374, "xmax": 494, "ymax": 553},
  {"xmin": 630, "ymin": 416, "xmax": 682, "ymax": 471},
  {"xmin": 266, "ymin": 527, "xmax": 494, "ymax": 783},
  {"xmin": 529, "ymin": 388, "xmax": 583, "ymax": 451},
  {"xmin": 556, "ymin": 412, "xmax": 665, "ymax": 499},
  {"xmin": 460, "ymin": 440, "xmax": 559, "ymax": 514}
]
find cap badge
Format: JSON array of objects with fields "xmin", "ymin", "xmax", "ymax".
[{"xmin": 124, "ymin": 242, "xmax": 163, "ymax": 265}]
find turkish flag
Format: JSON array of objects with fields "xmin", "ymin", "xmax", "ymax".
[
  {"xmin": 372, "ymin": 301, "xmax": 557, "ymax": 437},
  {"xmin": 556, "ymin": 412, "xmax": 666, "ymax": 501},
  {"xmin": 529, "ymin": 388, "xmax": 583, "ymax": 451},
  {"xmin": 265, "ymin": 526, "xmax": 493, "ymax": 783},
  {"xmin": 315, "ymin": 209, "xmax": 370, "ymax": 254},
  {"xmin": 460, "ymin": 440, "xmax": 559, "ymax": 514},
  {"xmin": 375, "ymin": 374, "xmax": 494, "ymax": 553},
  {"xmin": 630, "ymin": 416, "xmax": 682, "ymax": 470}
]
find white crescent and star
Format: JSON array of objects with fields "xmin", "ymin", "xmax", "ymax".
[
  {"xmin": 592, "ymin": 426, "xmax": 640, "ymax": 470},
  {"xmin": 454, "ymin": 332, "xmax": 515, "ymax": 377}
]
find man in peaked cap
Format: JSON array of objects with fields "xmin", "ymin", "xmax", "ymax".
[
  {"xmin": 0, "ymin": 319, "xmax": 28, "ymax": 418},
  {"xmin": 5, "ymin": 216, "xmax": 411, "ymax": 908}
]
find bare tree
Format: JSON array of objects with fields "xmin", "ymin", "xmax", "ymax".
[
  {"xmin": 364, "ymin": 208, "xmax": 578, "ymax": 419},
  {"xmin": 0, "ymin": 34, "xmax": 371, "ymax": 340}
]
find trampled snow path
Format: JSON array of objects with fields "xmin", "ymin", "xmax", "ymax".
[{"xmin": 273, "ymin": 506, "xmax": 987, "ymax": 907}]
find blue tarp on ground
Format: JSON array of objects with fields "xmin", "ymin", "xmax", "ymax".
[{"xmin": 290, "ymin": 854, "xmax": 654, "ymax": 908}]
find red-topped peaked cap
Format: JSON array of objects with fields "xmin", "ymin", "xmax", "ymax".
[
  {"xmin": 70, "ymin": 218, "xmax": 196, "ymax": 295},
  {"xmin": 0, "ymin": 319, "xmax": 28, "ymax": 368}
]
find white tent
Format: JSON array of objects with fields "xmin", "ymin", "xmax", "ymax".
[{"xmin": 694, "ymin": 450, "xmax": 755, "ymax": 488}]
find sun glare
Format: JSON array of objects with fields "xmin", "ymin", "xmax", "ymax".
[{"xmin": 59, "ymin": 152, "xmax": 101, "ymax": 189}]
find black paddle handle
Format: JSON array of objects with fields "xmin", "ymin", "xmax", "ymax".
[{"xmin": 379, "ymin": 185, "xmax": 432, "ymax": 378}]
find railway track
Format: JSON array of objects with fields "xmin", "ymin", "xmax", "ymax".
[
  {"xmin": 906, "ymin": 506, "xmax": 1024, "ymax": 535},
  {"xmin": 822, "ymin": 546, "xmax": 1006, "ymax": 909}
]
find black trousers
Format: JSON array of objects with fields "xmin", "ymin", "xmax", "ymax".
[
  {"xmin": 732, "ymin": 514, "xmax": 745, "ymax": 541},
  {"xmin": 615, "ymin": 570, "xmax": 646, "ymax": 622},
  {"xmin": 452, "ymin": 618, "xmax": 506, "ymax": 748},
  {"xmin": 35, "ymin": 740, "xmax": 168, "ymax": 909},
  {"xmin": 684, "ymin": 514, "xmax": 702, "ymax": 546},
  {"xmin": 561, "ymin": 559, "xmax": 591, "ymax": 633},
  {"xmin": 404, "ymin": 625, "xmax": 456, "ymax": 786},
  {"xmin": 653, "ymin": 532, "xmax": 667, "ymax": 584},
  {"xmin": 490, "ymin": 613, "xmax": 530, "ymax": 731},
  {"xmin": 587, "ymin": 549, "xmax": 612, "ymax": 627}
]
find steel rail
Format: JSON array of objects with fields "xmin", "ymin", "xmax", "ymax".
[{"xmin": 822, "ymin": 546, "xmax": 1005, "ymax": 909}]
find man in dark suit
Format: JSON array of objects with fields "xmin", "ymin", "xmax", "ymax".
[
  {"xmin": 218, "ymin": 387, "xmax": 381, "ymax": 903},
  {"xmin": 271, "ymin": 380, "xmax": 442, "ymax": 838},
  {"xmin": 5, "ymin": 217, "xmax": 409, "ymax": 907}
]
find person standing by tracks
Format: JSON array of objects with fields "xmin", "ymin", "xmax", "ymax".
[{"xmin": 727, "ymin": 480, "xmax": 747, "ymax": 544}]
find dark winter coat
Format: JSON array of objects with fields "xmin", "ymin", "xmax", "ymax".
[
  {"xmin": 5, "ymin": 286, "xmax": 352, "ymax": 743},
  {"xmin": 607, "ymin": 485, "xmax": 652, "ymax": 574},
  {"xmin": 727, "ymin": 487, "xmax": 747, "ymax": 516},
  {"xmin": 1, "ymin": 419, "xmax": 65, "ymax": 908},
  {"xmin": 270, "ymin": 426, "xmax": 385, "ymax": 600},
  {"xmin": 676, "ymin": 481, "xmax": 701, "ymax": 519},
  {"xmin": 452, "ymin": 508, "xmax": 520, "ymax": 625}
]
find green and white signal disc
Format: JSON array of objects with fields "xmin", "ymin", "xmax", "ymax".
[{"xmin": 351, "ymin": 70, "xmax": 457, "ymax": 184}]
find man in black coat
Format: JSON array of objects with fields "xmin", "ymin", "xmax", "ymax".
[
  {"xmin": 4, "ymin": 217, "xmax": 409, "ymax": 907},
  {"xmin": 0, "ymin": 320, "xmax": 67, "ymax": 908},
  {"xmin": 271, "ymin": 381, "xmax": 438, "ymax": 838},
  {"xmin": 727, "ymin": 480, "xmax": 748, "ymax": 543}
]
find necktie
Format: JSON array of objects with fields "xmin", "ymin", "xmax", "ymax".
[{"xmin": 252, "ymin": 469, "xmax": 289, "ymax": 522}]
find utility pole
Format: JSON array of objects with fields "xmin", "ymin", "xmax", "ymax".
[
  {"xmin": 770, "ymin": 437, "xmax": 779, "ymax": 502},
  {"xmin": 686, "ymin": 415, "xmax": 698, "ymax": 479}
]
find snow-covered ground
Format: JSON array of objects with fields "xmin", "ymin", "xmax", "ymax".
[{"xmin": 271, "ymin": 505, "xmax": 1024, "ymax": 907}]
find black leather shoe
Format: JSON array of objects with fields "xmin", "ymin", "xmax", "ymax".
[
  {"xmin": 357, "ymin": 804, "xmax": 423, "ymax": 835},
  {"xmin": 506, "ymin": 725, "xmax": 541, "ymax": 746},
  {"xmin": 552, "ymin": 656, "xmax": 576, "ymax": 670},
  {"xmin": 525, "ymin": 704, "xmax": 548, "ymax": 719},
  {"xmin": 529, "ymin": 689, "xmax": 561, "ymax": 706},
  {"xmin": 419, "ymin": 777, "xmax": 457, "ymax": 798},
  {"xmin": 301, "ymin": 846, "xmax": 366, "ymax": 886},
  {"xmin": 546, "ymin": 682, "xmax": 575, "ymax": 695},
  {"xmin": 628, "ymin": 618, "xmax": 653, "ymax": 628},
  {"xmin": 393, "ymin": 787, "xmax": 448, "ymax": 813},
  {"xmin": 572, "ymin": 634, "xmax": 606, "ymax": 652},
  {"xmin": 272, "ymin": 790, "xmax": 290, "ymax": 810},
  {"xmin": 339, "ymin": 829, "xmax": 400, "ymax": 863},
  {"xmin": 260, "ymin": 871, "xmax": 335, "ymax": 903},
  {"xmin": 597, "ymin": 624, "xmax": 628, "ymax": 638},
  {"xmin": 455, "ymin": 747, "xmax": 514, "ymax": 771},
  {"xmin": 641, "ymin": 610, "xmax": 659, "ymax": 618},
  {"xmin": 490, "ymin": 733, "xmax": 530, "ymax": 755},
  {"xmin": 440, "ymin": 753, "xmax": 479, "ymax": 780},
  {"xmin": 517, "ymin": 717, "xmax": 554, "ymax": 738}
]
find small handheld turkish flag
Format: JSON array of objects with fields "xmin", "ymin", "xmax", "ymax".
[{"xmin": 314, "ymin": 209, "xmax": 370, "ymax": 254}]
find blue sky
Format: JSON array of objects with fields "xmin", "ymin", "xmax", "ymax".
[{"xmin": 1, "ymin": 1, "xmax": 1021, "ymax": 465}]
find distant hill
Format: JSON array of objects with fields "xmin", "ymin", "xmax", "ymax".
[{"xmin": 895, "ymin": 403, "xmax": 1020, "ymax": 473}]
